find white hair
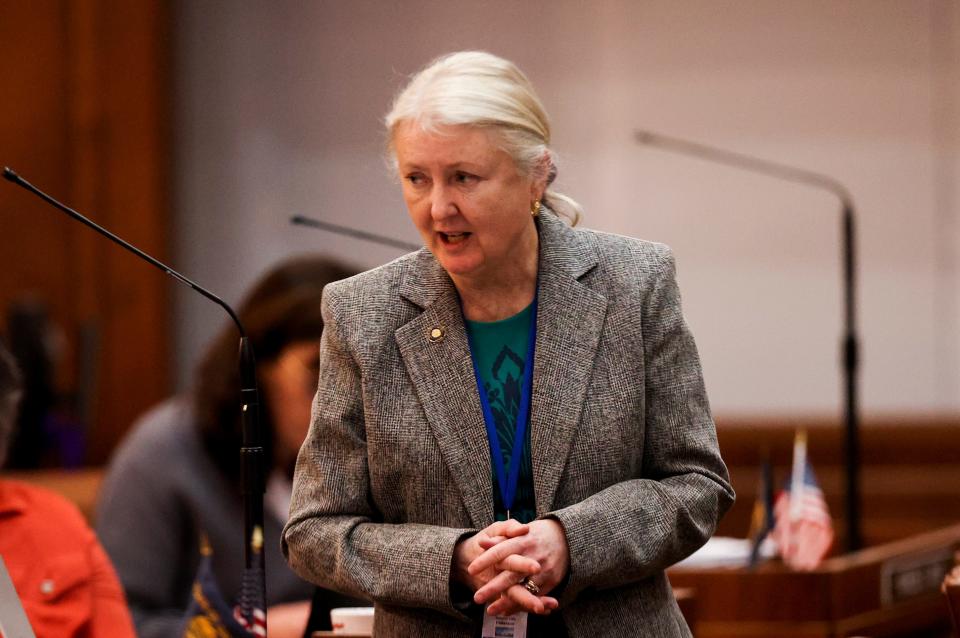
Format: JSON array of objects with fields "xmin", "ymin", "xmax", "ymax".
[{"xmin": 385, "ymin": 51, "xmax": 582, "ymax": 224}]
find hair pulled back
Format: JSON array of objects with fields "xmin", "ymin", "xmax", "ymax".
[{"xmin": 385, "ymin": 51, "xmax": 581, "ymax": 224}]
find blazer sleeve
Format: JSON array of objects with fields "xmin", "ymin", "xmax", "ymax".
[
  {"xmin": 548, "ymin": 245, "xmax": 735, "ymax": 603},
  {"xmin": 282, "ymin": 285, "xmax": 472, "ymax": 619}
]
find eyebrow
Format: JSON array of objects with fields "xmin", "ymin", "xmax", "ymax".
[{"xmin": 400, "ymin": 160, "xmax": 487, "ymax": 173}]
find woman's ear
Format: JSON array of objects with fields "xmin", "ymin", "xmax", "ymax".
[{"xmin": 529, "ymin": 151, "xmax": 551, "ymax": 201}]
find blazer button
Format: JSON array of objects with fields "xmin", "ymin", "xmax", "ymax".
[{"xmin": 428, "ymin": 327, "xmax": 444, "ymax": 343}]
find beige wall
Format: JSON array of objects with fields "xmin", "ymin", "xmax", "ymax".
[{"xmin": 172, "ymin": 0, "xmax": 960, "ymax": 417}]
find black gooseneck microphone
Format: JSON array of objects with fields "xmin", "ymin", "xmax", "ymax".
[
  {"xmin": 634, "ymin": 130, "xmax": 862, "ymax": 553},
  {"xmin": 3, "ymin": 166, "xmax": 268, "ymax": 623},
  {"xmin": 291, "ymin": 214, "xmax": 421, "ymax": 252}
]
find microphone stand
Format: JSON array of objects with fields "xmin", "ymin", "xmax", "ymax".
[
  {"xmin": 3, "ymin": 167, "xmax": 268, "ymax": 623},
  {"xmin": 634, "ymin": 131, "xmax": 862, "ymax": 552},
  {"xmin": 291, "ymin": 214, "xmax": 421, "ymax": 252}
]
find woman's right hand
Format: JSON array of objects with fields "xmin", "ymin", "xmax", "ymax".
[
  {"xmin": 471, "ymin": 519, "xmax": 568, "ymax": 616},
  {"xmin": 453, "ymin": 520, "xmax": 535, "ymax": 590},
  {"xmin": 452, "ymin": 520, "xmax": 557, "ymax": 615}
]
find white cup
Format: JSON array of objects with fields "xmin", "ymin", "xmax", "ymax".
[{"xmin": 329, "ymin": 607, "xmax": 374, "ymax": 636}]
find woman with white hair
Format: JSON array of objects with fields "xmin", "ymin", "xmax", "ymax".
[{"xmin": 283, "ymin": 51, "xmax": 734, "ymax": 638}]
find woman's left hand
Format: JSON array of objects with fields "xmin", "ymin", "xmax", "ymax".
[{"xmin": 469, "ymin": 518, "xmax": 569, "ymax": 616}]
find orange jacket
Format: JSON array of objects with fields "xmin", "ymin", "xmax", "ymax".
[{"xmin": 0, "ymin": 480, "xmax": 136, "ymax": 638}]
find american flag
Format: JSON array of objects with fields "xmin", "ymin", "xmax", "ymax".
[
  {"xmin": 233, "ymin": 606, "xmax": 266, "ymax": 638},
  {"xmin": 770, "ymin": 430, "xmax": 834, "ymax": 571},
  {"xmin": 234, "ymin": 526, "xmax": 267, "ymax": 637}
]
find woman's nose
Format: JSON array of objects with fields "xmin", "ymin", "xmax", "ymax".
[{"xmin": 429, "ymin": 183, "xmax": 456, "ymax": 220}]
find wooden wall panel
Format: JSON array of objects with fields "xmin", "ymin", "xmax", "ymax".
[
  {"xmin": 0, "ymin": 2, "xmax": 72, "ymax": 330},
  {"xmin": 0, "ymin": 0, "xmax": 169, "ymax": 464}
]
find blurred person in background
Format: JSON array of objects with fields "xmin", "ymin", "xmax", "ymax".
[
  {"xmin": 97, "ymin": 256, "xmax": 359, "ymax": 638},
  {"xmin": 5, "ymin": 298, "xmax": 85, "ymax": 468},
  {"xmin": 0, "ymin": 339, "xmax": 136, "ymax": 637}
]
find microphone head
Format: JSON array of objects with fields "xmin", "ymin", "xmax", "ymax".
[{"xmin": 3, "ymin": 167, "xmax": 19, "ymax": 182}]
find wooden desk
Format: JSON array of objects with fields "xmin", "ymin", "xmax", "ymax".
[
  {"xmin": 669, "ymin": 523, "xmax": 960, "ymax": 637},
  {"xmin": 674, "ymin": 587, "xmax": 697, "ymax": 630}
]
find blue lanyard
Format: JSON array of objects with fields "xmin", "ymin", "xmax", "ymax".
[{"xmin": 466, "ymin": 297, "xmax": 537, "ymax": 517}]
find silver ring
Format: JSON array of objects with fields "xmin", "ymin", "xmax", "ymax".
[{"xmin": 520, "ymin": 577, "xmax": 540, "ymax": 595}]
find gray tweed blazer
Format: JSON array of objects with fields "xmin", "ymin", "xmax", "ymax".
[{"xmin": 283, "ymin": 211, "xmax": 734, "ymax": 638}]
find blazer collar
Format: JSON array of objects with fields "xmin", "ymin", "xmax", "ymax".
[
  {"xmin": 394, "ymin": 211, "xmax": 606, "ymax": 525},
  {"xmin": 397, "ymin": 211, "xmax": 600, "ymax": 310}
]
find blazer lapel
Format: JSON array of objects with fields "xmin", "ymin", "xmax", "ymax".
[
  {"xmin": 392, "ymin": 212, "xmax": 607, "ymax": 525},
  {"xmin": 531, "ymin": 214, "xmax": 607, "ymax": 514},
  {"xmin": 395, "ymin": 254, "xmax": 495, "ymax": 528}
]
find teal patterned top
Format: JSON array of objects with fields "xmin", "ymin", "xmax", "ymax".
[{"xmin": 465, "ymin": 302, "xmax": 537, "ymax": 524}]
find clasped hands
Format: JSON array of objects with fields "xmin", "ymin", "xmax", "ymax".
[{"xmin": 453, "ymin": 518, "xmax": 569, "ymax": 617}]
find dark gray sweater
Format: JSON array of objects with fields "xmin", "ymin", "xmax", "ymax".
[{"xmin": 96, "ymin": 398, "xmax": 314, "ymax": 638}]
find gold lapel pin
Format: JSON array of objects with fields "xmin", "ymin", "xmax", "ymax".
[{"xmin": 428, "ymin": 327, "xmax": 445, "ymax": 343}]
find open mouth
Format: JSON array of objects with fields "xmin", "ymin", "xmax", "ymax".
[{"xmin": 439, "ymin": 231, "xmax": 471, "ymax": 245}]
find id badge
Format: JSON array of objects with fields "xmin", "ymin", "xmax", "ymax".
[{"xmin": 481, "ymin": 611, "xmax": 527, "ymax": 638}]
